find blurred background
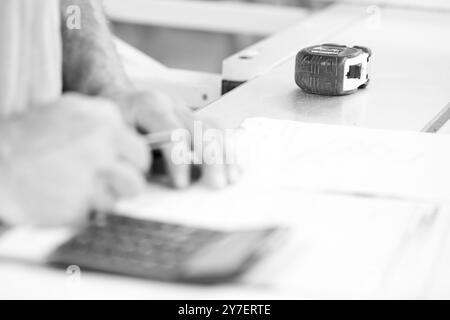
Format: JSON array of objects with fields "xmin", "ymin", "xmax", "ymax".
[
  {"xmin": 108, "ymin": 0, "xmax": 449, "ymax": 73},
  {"xmin": 110, "ymin": 0, "xmax": 330, "ymax": 73}
]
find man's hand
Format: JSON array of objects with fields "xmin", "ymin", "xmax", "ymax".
[
  {"xmin": 60, "ymin": 0, "xmax": 240, "ymax": 189},
  {"xmin": 0, "ymin": 94, "xmax": 149, "ymax": 227},
  {"xmin": 112, "ymin": 90, "xmax": 240, "ymax": 189}
]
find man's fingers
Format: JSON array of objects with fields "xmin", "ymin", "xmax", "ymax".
[
  {"xmin": 226, "ymin": 164, "xmax": 242, "ymax": 185},
  {"xmin": 201, "ymin": 163, "xmax": 228, "ymax": 189},
  {"xmin": 100, "ymin": 162, "xmax": 146, "ymax": 198},
  {"xmin": 161, "ymin": 143, "xmax": 191, "ymax": 189},
  {"xmin": 151, "ymin": 126, "xmax": 191, "ymax": 189},
  {"xmin": 135, "ymin": 99, "xmax": 192, "ymax": 189},
  {"xmin": 114, "ymin": 127, "xmax": 151, "ymax": 172},
  {"xmin": 200, "ymin": 120, "xmax": 241, "ymax": 188},
  {"xmin": 129, "ymin": 91, "xmax": 242, "ymax": 189},
  {"xmin": 161, "ymin": 121, "xmax": 192, "ymax": 189},
  {"xmin": 90, "ymin": 178, "xmax": 116, "ymax": 215}
]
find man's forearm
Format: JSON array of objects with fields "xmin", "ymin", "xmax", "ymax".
[{"xmin": 60, "ymin": 0, "xmax": 133, "ymax": 98}]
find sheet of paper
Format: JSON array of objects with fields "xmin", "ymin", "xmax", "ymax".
[
  {"xmin": 115, "ymin": 182, "xmax": 444, "ymax": 297},
  {"xmin": 235, "ymin": 118, "xmax": 450, "ymax": 204},
  {"xmin": 113, "ymin": 117, "xmax": 450, "ymax": 297}
]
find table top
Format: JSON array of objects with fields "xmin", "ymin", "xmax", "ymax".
[{"xmin": 199, "ymin": 6, "xmax": 450, "ymax": 132}]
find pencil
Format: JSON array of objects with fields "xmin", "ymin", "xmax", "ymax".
[{"xmin": 144, "ymin": 131, "xmax": 174, "ymax": 149}]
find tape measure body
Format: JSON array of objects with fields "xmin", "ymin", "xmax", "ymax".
[{"xmin": 295, "ymin": 44, "xmax": 371, "ymax": 96}]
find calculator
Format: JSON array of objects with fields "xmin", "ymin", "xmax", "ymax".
[{"xmin": 47, "ymin": 214, "xmax": 286, "ymax": 284}]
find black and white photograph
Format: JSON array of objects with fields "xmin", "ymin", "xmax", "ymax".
[{"xmin": 0, "ymin": 0, "xmax": 450, "ymax": 303}]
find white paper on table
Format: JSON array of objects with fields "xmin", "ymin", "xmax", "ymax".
[
  {"xmin": 1, "ymin": 117, "xmax": 449, "ymax": 298},
  {"xmin": 113, "ymin": 117, "xmax": 450, "ymax": 297},
  {"xmin": 235, "ymin": 118, "xmax": 450, "ymax": 204},
  {"xmin": 115, "ymin": 185, "xmax": 445, "ymax": 298}
]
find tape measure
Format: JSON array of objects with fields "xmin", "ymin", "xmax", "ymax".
[{"xmin": 295, "ymin": 44, "xmax": 371, "ymax": 96}]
